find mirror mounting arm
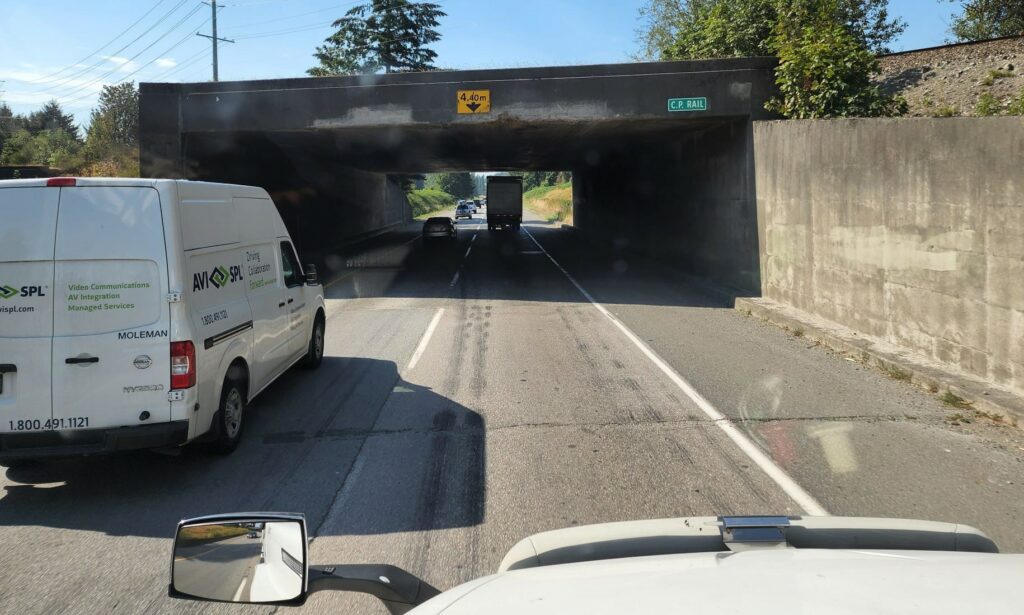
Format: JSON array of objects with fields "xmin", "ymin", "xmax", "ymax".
[{"xmin": 308, "ymin": 564, "xmax": 440, "ymax": 615}]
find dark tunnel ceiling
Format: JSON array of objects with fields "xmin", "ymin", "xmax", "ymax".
[{"xmin": 183, "ymin": 117, "xmax": 743, "ymax": 173}]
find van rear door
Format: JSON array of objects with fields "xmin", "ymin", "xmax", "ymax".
[
  {"xmin": 0, "ymin": 186, "xmax": 58, "ymax": 433},
  {"xmin": 51, "ymin": 186, "xmax": 171, "ymax": 431}
]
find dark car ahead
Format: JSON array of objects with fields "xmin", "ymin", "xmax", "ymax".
[
  {"xmin": 423, "ymin": 216, "xmax": 457, "ymax": 241},
  {"xmin": 455, "ymin": 203, "xmax": 473, "ymax": 219}
]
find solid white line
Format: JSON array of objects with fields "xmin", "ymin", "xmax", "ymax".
[
  {"xmin": 448, "ymin": 270, "xmax": 461, "ymax": 288},
  {"xmin": 407, "ymin": 308, "xmax": 445, "ymax": 371},
  {"xmin": 521, "ymin": 227, "xmax": 828, "ymax": 516},
  {"xmin": 232, "ymin": 576, "xmax": 248, "ymax": 602}
]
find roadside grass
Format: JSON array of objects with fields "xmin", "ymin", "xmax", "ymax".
[
  {"xmin": 524, "ymin": 182, "xmax": 573, "ymax": 223},
  {"xmin": 407, "ymin": 188, "xmax": 457, "ymax": 219},
  {"xmin": 941, "ymin": 390, "xmax": 973, "ymax": 409},
  {"xmin": 177, "ymin": 524, "xmax": 249, "ymax": 545},
  {"xmin": 981, "ymin": 68, "xmax": 1014, "ymax": 87},
  {"xmin": 879, "ymin": 361, "xmax": 912, "ymax": 382}
]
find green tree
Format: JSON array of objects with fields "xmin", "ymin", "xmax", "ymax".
[
  {"xmin": 635, "ymin": 0, "xmax": 691, "ymax": 60},
  {"xmin": 308, "ymin": 0, "xmax": 445, "ymax": 76},
  {"xmin": 87, "ymin": 83, "xmax": 138, "ymax": 148},
  {"xmin": 767, "ymin": 0, "xmax": 907, "ymax": 118},
  {"xmin": 1, "ymin": 128, "xmax": 82, "ymax": 168},
  {"xmin": 0, "ymin": 103, "xmax": 26, "ymax": 153},
  {"xmin": 949, "ymin": 0, "xmax": 1024, "ymax": 41},
  {"xmin": 81, "ymin": 83, "xmax": 140, "ymax": 176},
  {"xmin": 641, "ymin": 0, "xmax": 905, "ymax": 60},
  {"xmin": 436, "ymin": 172, "xmax": 474, "ymax": 198},
  {"xmin": 26, "ymin": 100, "xmax": 79, "ymax": 140}
]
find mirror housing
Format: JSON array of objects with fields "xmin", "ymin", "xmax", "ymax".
[
  {"xmin": 170, "ymin": 513, "xmax": 308, "ymax": 605},
  {"xmin": 170, "ymin": 512, "xmax": 440, "ymax": 614},
  {"xmin": 304, "ymin": 264, "xmax": 319, "ymax": 285}
]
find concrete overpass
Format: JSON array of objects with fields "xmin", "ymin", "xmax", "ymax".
[{"xmin": 140, "ymin": 57, "xmax": 777, "ymax": 291}]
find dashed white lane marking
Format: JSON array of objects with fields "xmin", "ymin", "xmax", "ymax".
[
  {"xmin": 407, "ymin": 307, "xmax": 445, "ymax": 371},
  {"xmin": 450, "ymin": 233, "xmax": 476, "ymax": 287},
  {"xmin": 521, "ymin": 226, "xmax": 828, "ymax": 516}
]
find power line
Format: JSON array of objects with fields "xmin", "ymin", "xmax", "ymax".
[
  {"xmin": 32, "ymin": 0, "xmax": 193, "ymax": 94},
  {"xmin": 226, "ymin": 2, "xmax": 353, "ymax": 31},
  {"xmin": 226, "ymin": 0, "xmax": 445, "ymax": 41},
  {"xmin": 150, "ymin": 46, "xmax": 211, "ymax": 81},
  {"xmin": 59, "ymin": 13, "xmax": 213, "ymax": 105},
  {"xmin": 55, "ymin": 4, "xmax": 207, "ymax": 103},
  {"xmin": 28, "ymin": 0, "xmax": 173, "ymax": 84},
  {"xmin": 233, "ymin": 21, "xmax": 336, "ymax": 40}
]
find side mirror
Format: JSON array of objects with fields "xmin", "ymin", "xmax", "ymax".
[
  {"xmin": 170, "ymin": 513, "xmax": 440, "ymax": 613},
  {"xmin": 304, "ymin": 264, "xmax": 319, "ymax": 285},
  {"xmin": 171, "ymin": 513, "xmax": 307, "ymax": 605}
]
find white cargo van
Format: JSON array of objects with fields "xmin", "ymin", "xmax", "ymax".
[{"xmin": 0, "ymin": 178, "xmax": 326, "ymax": 461}]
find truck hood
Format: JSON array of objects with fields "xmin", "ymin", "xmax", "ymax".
[{"xmin": 411, "ymin": 549, "xmax": 1024, "ymax": 614}]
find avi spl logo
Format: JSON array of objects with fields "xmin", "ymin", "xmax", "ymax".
[
  {"xmin": 0, "ymin": 284, "xmax": 46, "ymax": 299},
  {"xmin": 192, "ymin": 265, "xmax": 243, "ymax": 292}
]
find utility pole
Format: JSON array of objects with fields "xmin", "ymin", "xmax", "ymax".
[{"xmin": 197, "ymin": 0, "xmax": 234, "ymax": 81}]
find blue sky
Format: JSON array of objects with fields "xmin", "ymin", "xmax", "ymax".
[{"xmin": 0, "ymin": 0, "xmax": 961, "ymax": 125}]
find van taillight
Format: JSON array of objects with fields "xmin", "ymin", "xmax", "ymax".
[
  {"xmin": 46, "ymin": 177, "xmax": 76, "ymax": 187},
  {"xmin": 170, "ymin": 341, "xmax": 196, "ymax": 390}
]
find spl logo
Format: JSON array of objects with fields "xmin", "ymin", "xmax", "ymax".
[
  {"xmin": 210, "ymin": 266, "xmax": 229, "ymax": 288},
  {"xmin": 193, "ymin": 265, "xmax": 243, "ymax": 292},
  {"xmin": 0, "ymin": 284, "xmax": 46, "ymax": 299}
]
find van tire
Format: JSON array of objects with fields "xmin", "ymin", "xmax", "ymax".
[
  {"xmin": 301, "ymin": 313, "xmax": 325, "ymax": 370},
  {"xmin": 212, "ymin": 377, "xmax": 247, "ymax": 453}
]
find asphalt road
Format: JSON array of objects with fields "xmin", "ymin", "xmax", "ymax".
[
  {"xmin": 0, "ymin": 208, "xmax": 1021, "ymax": 614},
  {"xmin": 174, "ymin": 535, "xmax": 262, "ymax": 602}
]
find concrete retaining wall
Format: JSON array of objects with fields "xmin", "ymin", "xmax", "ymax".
[{"xmin": 754, "ymin": 117, "xmax": 1024, "ymax": 395}]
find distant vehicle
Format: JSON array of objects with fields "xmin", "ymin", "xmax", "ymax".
[
  {"xmin": 0, "ymin": 177, "xmax": 326, "ymax": 463},
  {"xmin": 248, "ymin": 531, "xmax": 258, "ymax": 539},
  {"xmin": 423, "ymin": 216, "xmax": 457, "ymax": 241},
  {"xmin": 473, "ymin": 198, "xmax": 482, "ymax": 211},
  {"xmin": 487, "ymin": 176, "xmax": 523, "ymax": 231},
  {"xmin": 466, "ymin": 200, "xmax": 477, "ymax": 213},
  {"xmin": 455, "ymin": 203, "xmax": 473, "ymax": 219}
]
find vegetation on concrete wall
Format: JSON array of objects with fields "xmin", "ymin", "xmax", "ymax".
[
  {"xmin": 637, "ymin": 0, "xmax": 908, "ymax": 118},
  {"xmin": 407, "ymin": 187, "xmax": 456, "ymax": 217}
]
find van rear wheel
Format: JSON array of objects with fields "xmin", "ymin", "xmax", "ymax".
[
  {"xmin": 301, "ymin": 313, "xmax": 325, "ymax": 369},
  {"xmin": 212, "ymin": 377, "xmax": 246, "ymax": 453}
]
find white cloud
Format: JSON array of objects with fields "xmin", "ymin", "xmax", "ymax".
[
  {"xmin": 102, "ymin": 55, "xmax": 138, "ymax": 73},
  {"xmin": 154, "ymin": 58, "xmax": 177, "ymax": 69}
]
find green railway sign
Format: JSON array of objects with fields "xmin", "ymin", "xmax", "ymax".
[{"xmin": 667, "ymin": 97, "xmax": 708, "ymax": 112}]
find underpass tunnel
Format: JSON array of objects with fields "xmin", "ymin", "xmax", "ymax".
[{"xmin": 178, "ymin": 116, "xmax": 759, "ymax": 294}]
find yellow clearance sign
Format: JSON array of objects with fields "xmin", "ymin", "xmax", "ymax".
[{"xmin": 457, "ymin": 90, "xmax": 490, "ymax": 114}]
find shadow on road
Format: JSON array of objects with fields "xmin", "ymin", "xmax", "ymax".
[
  {"xmin": 0, "ymin": 357, "xmax": 486, "ymax": 540},
  {"xmin": 321, "ymin": 220, "xmax": 747, "ymax": 309}
]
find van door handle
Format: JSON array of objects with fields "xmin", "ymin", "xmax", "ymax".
[
  {"xmin": 278, "ymin": 301, "xmax": 286, "ymax": 308},
  {"xmin": 66, "ymin": 356, "xmax": 99, "ymax": 365},
  {"xmin": 287, "ymin": 298, "xmax": 294, "ymax": 304}
]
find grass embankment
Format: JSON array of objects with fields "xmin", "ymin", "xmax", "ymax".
[
  {"xmin": 407, "ymin": 188, "xmax": 456, "ymax": 219},
  {"xmin": 177, "ymin": 524, "xmax": 250, "ymax": 546},
  {"xmin": 523, "ymin": 182, "xmax": 572, "ymax": 223}
]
